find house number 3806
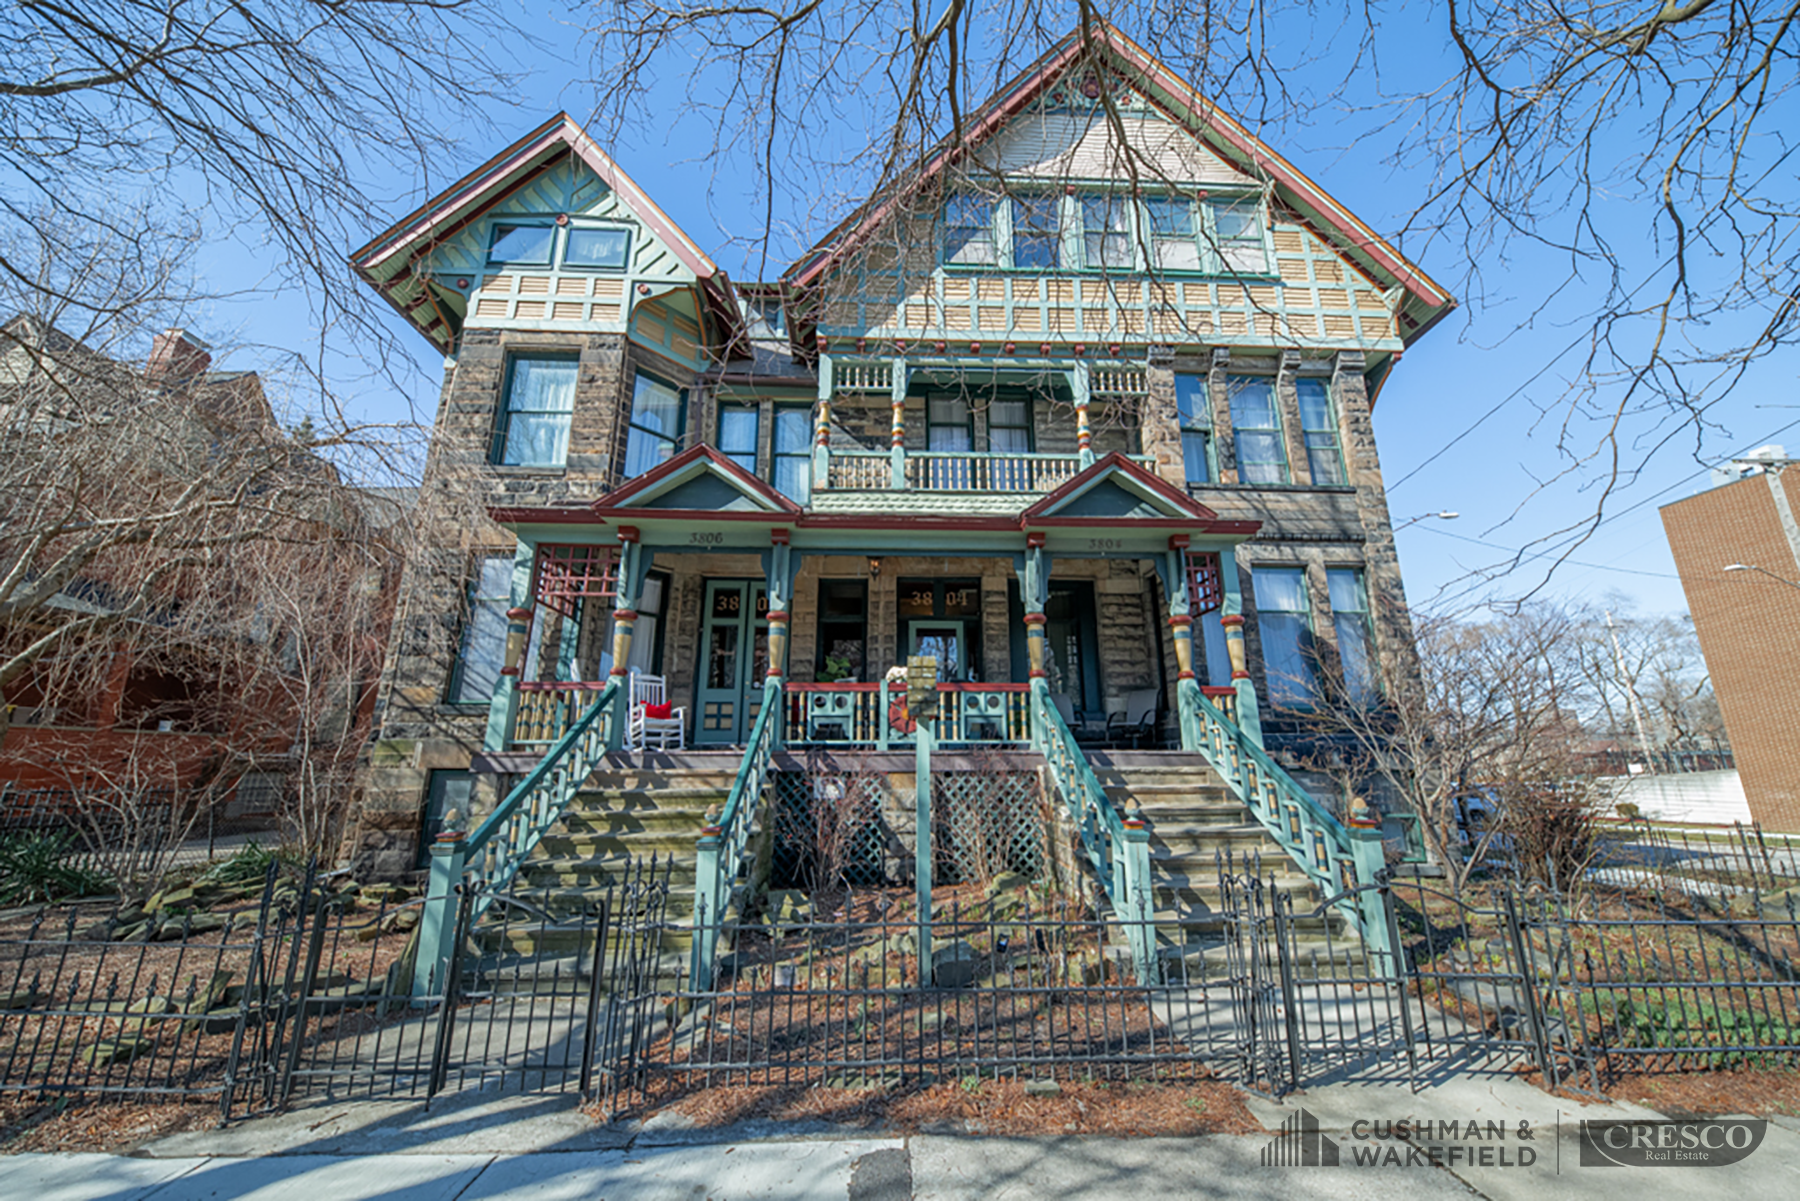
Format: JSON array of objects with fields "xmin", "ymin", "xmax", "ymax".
[{"xmin": 689, "ymin": 531, "xmax": 724, "ymax": 545}]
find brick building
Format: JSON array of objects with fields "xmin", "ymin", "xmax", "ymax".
[
  {"xmin": 1661, "ymin": 448, "xmax": 1800, "ymax": 830},
  {"xmin": 344, "ymin": 24, "xmax": 1455, "ymax": 893}
]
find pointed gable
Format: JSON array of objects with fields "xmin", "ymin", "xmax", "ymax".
[
  {"xmin": 591, "ymin": 446, "xmax": 802, "ymax": 519},
  {"xmin": 1023, "ymin": 453, "xmax": 1252, "ymax": 534},
  {"xmin": 351, "ymin": 115, "xmax": 739, "ymax": 357}
]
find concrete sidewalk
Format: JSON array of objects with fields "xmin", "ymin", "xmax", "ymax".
[{"xmin": 10, "ymin": 1070, "xmax": 1800, "ymax": 1200}]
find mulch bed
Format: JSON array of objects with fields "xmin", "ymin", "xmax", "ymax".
[{"xmin": 0, "ymin": 1094, "xmax": 221, "ymax": 1154}]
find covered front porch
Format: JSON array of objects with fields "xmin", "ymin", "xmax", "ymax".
[{"xmin": 484, "ymin": 447, "xmax": 1264, "ymax": 758}]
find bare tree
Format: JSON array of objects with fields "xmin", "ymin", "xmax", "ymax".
[
  {"xmin": 581, "ymin": 4, "xmax": 1799, "ymax": 587},
  {"xmin": 1296, "ymin": 604, "xmax": 1603, "ymax": 892}
]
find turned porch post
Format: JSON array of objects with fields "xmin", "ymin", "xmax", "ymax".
[
  {"xmin": 813, "ymin": 354, "xmax": 833, "ymax": 490},
  {"xmin": 889, "ymin": 355, "xmax": 908, "ymax": 488},
  {"xmin": 606, "ymin": 527, "xmax": 648, "ymax": 752},
  {"xmin": 1158, "ymin": 535, "xmax": 1200, "ymax": 751},
  {"xmin": 1220, "ymin": 552, "xmax": 1264, "ymax": 745},
  {"xmin": 763, "ymin": 531, "xmax": 799, "ymax": 748},
  {"xmin": 483, "ymin": 539, "xmax": 537, "ymax": 753}
]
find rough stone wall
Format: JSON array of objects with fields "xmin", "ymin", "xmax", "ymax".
[{"xmin": 350, "ymin": 328, "xmax": 696, "ymax": 879}]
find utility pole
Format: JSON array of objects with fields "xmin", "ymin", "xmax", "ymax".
[{"xmin": 1605, "ymin": 610, "xmax": 1658, "ymax": 774}]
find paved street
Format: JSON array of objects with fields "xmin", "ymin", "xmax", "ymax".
[{"xmin": 11, "ymin": 1069, "xmax": 1800, "ymax": 1200}]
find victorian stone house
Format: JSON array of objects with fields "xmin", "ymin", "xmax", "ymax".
[{"xmin": 346, "ymin": 26, "xmax": 1449, "ymax": 967}]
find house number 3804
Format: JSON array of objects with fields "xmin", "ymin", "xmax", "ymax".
[{"xmin": 1088, "ymin": 538, "xmax": 1123, "ymax": 551}]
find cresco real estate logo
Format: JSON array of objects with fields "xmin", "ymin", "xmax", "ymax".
[{"xmin": 1579, "ymin": 1119, "xmax": 1767, "ymax": 1167}]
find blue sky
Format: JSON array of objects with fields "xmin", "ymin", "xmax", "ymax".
[{"xmin": 182, "ymin": 8, "xmax": 1798, "ymax": 621}]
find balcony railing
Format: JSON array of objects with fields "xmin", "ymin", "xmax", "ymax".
[
  {"xmin": 784, "ymin": 682, "xmax": 1032, "ymax": 747},
  {"xmin": 820, "ymin": 450, "xmax": 1157, "ymax": 493}
]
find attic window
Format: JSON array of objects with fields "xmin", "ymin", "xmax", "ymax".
[
  {"xmin": 565, "ymin": 227, "xmax": 631, "ymax": 270},
  {"xmin": 488, "ymin": 224, "xmax": 554, "ymax": 266}
]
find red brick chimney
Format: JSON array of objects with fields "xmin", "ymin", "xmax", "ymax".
[{"xmin": 146, "ymin": 328, "xmax": 212, "ymax": 381}]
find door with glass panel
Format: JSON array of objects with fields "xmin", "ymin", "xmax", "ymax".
[
  {"xmin": 695, "ymin": 580, "xmax": 770, "ymax": 744},
  {"xmin": 925, "ymin": 393, "xmax": 972, "ymax": 488},
  {"xmin": 985, "ymin": 391, "xmax": 1034, "ymax": 490}
]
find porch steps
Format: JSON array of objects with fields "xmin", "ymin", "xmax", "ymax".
[
  {"xmin": 1088, "ymin": 755, "xmax": 1359, "ymax": 979},
  {"xmin": 467, "ymin": 757, "xmax": 748, "ymax": 988}
]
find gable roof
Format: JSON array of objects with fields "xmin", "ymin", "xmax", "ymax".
[
  {"xmin": 589, "ymin": 445, "xmax": 805, "ymax": 519},
  {"xmin": 350, "ymin": 114, "xmax": 738, "ymax": 353},
  {"xmin": 1022, "ymin": 452, "xmax": 1252, "ymax": 532},
  {"xmin": 786, "ymin": 22, "xmax": 1453, "ymax": 345}
]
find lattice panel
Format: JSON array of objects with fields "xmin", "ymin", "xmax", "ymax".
[
  {"xmin": 771, "ymin": 773, "xmax": 889, "ymax": 890},
  {"xmin": 1185, "ymin": 551, "xmax": 1224, "ymax": 615},
  {"xmin": 533, "ymin": 544, "xmax": 618, "ymax": 617},
  {"xmin": 932, "ymin": 772, "xmax": 1045, "ymax": 885}
]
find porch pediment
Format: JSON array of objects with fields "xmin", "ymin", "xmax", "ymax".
[
  {"xmin": 1022, "ymin": 453, "xmax": 1223, "ymax": 526},
  {"xmin": 591, "ymin": 444, "xmax": 804, "ymax": 518}
]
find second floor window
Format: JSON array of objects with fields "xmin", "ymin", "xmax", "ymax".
[
  {"xmin": 987, "ymin": 397, "xmax": 1032, "ymax": 454},
  {"xmin": 1175, "ymin": 373, "xmax": 1212, "ymax": 484},
  {"xmin": 773, "ymin": 406, "xmax": 812, "ymax": 502},
  {"xmin": 494, "ymin": 354, "xmax": 578, "ymax": 468},
  {"xmin": 1297, "ymin": 379, "xmax": 1346, "ymax": 485},
  {"xmin": 1229, "ymin": 376, "xmax": 1287, "ymax": 484},
  {"xmin": 1146, "ymin": 197, "xmax": 1202, "ymax": 270},
  {"xmin": 718, "ymin": 403, "xmax": 759, "ymax": 474},
  {"xmin": 1211, "ymin": 199, "xmax": 1269, "ymax": 274},
  {"xmin": 624, "ymin": 373, "xmax": 684, "ymax": 478}
]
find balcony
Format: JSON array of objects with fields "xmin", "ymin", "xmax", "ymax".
[{"xmin": 820, "ymin": 450, "xmax": 1157, "ymax": 493}]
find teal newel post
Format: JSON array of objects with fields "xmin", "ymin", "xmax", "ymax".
[
  {"xmin": 1019, "ymin": 535, "xmax": 1051, "ymax": 696},
  {"xmin": 914, "ymin": 713, "xmax": 934, "ymax": 985},
  {"xmin": 813, "ymin": 354, "xmax": 833, "ymax": 491},
  {"xmin": 763, "ymin": 534, "xmax": 797, "ymax": 749},
  {"xmin": 415, "ymin": 812, "xmax": 468, "ymax": 999},
  {"xmin": 692, "ymin": 806, "xmax": 724, "ymax": 986},
  {"xmin": 485, "ymin": 539, "xmax": 538, "ymax": 752},
  {"xmin": 1157, "ymin": 537, "xmax": 1200, "ymax": 751},
  {"xmin": 1120, "ymin": 801, "xmax": 1157, "ymax": 985},
  {"xmin": 1348, "ymin": 798, "xmax": 1392, "ymax": 960},
  {"xmin": 607, "ymin": 530, "xmax": 648, "ymax": 752},
  {"xmin": 1072, "ymin": 360, "xmax": 1094, "ymax": 469},
  {"xmin": 889, "ymin": 355, "xmax": 908, "ymax": 489},
  {"xmin": 1220, "ymin": 553, "xmax": 1264, "ymax": 746}
]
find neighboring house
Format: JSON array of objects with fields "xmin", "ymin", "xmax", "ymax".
[
  {"xmin": 0, "ymin": 321, "xmax": 408, "ymax": 843},
  {"xmin": 345, "ymin": 24, "xmax": 1453, "ymax": 879},
  {"xmin": 1661, "ymin": 446, "xmax": 1800, "ymax": 830}
]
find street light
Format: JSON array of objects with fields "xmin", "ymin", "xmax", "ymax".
[
  {"xmin": 1395, "ymin": 510, "xmax": 1460, "ymax": 531},
  {"xmin": 1723, "ymin": 563, "xmax": 1800, "ymax": 591}
]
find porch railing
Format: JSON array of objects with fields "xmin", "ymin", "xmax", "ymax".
[
  {"xmin": 783, "ymin": 681, "xmax": 1032, "ymax": 747},
  {"xmin": 417, "ymin": 678, "xmax": 618, "ymax": 996},
  {"xmin": 512, "ymin": 681, "xmax": 613, "ymax": 746},
  {"xmin": 691, "ymin": 681, "xmax": 780, "ymax": 988},
  {"xmin": 820, "ymin": 450, "xmax": 1159, "ymax": 493},
  {"xmin": 1180, "ymin": 679, "xmax": 1387, "ymax": 953},
  {"xmin": 1031, "ymin": 689, "xmax": 1157, "ymax": 984}
]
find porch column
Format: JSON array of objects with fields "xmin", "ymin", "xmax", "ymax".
[
  {"xmin": 1159, "ymin": 536, "xmax": 1200, "ymax": 751},
  {"xmin": 1072, "ymin": 359, "xmax": 1094, "ymax": 469},
  {"xmin": 762, "ymin": 531, "xmax": 799, "ymax": 748},
  {"xmin": 1220, "ymin": 552, "xmax": 1264, "ymax": 745},
  {"xmin": 483, "ymin": 539, "xmax": 537, "ymax": 752},
  {"xmin": 889, "ymin": 355, "xmax": 908, "ymax": 488},
  {"xmin": 607, "ymin": 527, "xmax": 648, "ymax": 752},
  {"xmin": 1017, "ymin": 534, "xmax": 1053, "ymax": 712},
  {"xmin": 813, "ymin": 354, "xmax": 833, "ymax": 490}
]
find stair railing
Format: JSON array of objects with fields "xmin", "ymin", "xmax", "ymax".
[
  {"xmin": 1031, "ymin": 690, "xmax": 1157, "ymax": 984},
  {"xmin": 415, "ymin": 677, "xmax": 618, "ymax": 998},
  {"xmin": 691, "ymin": 680, "xmax": 780, "ymax": 987},
  {"xmin": 1179, "ymin": 679, "xmax": 1389, "ymax": 952}
]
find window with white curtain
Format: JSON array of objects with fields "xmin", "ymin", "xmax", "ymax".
[{"xmin": 1253, "ymin": 566, "xmax": 1316, "ymax": 706}]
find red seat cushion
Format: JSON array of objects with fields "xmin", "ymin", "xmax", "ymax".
[{"xmin": 643, "ymin": 702, "xmax": 674, "ymax": 721}]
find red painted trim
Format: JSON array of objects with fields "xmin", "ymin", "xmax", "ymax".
[
  {"xmin": 517, "ymin": 681, "xmax": 613, "ymax": 692},
  {"xmin": 770, "ymin": 528, "xmax": 792, "ymax": 545},
  {"xmin": 1219, "ymin": 614, "xmax": 1245, "ymax": 629},
  {"xmin": 1023, "ymin": 451, "xmax": 1219, "ymax": 522},
  {"xmin": 1231, "ymin": 670, "xmax": 1251, "ymax": 681},
  {"xmin": 1200, "ymin": 686, "xmax": 1236, "ymax": 699},
  {"xmin": 800, "ymin": 515, "xmax": 1024, "ymax": 532},
  {"xmin": 1168, "ymin": 615, "xmax": 1192, "ymax": 628},
  {"xmin": 612, "ymin": 610, "xmax": 638, "ymax": 622},
  {"xmin": 593, "ymin": 444, "xmax": 805, "ymax": 516},
  {"xmin": 1177, "ymin": 670, "xmax": 1196, "ymax": 681},
  {"xmin": 1168, "ymin": 534, "xmax": 1191, "ymax": 550},
  {"xmin": 1023, "ymin": 613, "xmax": 1048, "ymax": 626},
  {"xmin": 767, "ymin": 611, "xmax": 790, "ymax": 624}
]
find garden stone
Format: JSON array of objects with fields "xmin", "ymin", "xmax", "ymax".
[
  {"xmin": 1024, "ymin": 1079, "xmax": 1062, "ymax": 1096},
  {"xmin": 0, "ymin": 987, "xmax": 42, "ymax": 1010},
  {"xmin": 81, "ymin": 1036, "xmax": 154, "ymax": 1066},
  {"xmin": 126, "ymin": 995, "xmax": 173, "ymax": 1016},
  {"xmin": 930, "ymin": 939, "xmax": 980, "ymax": 988}
]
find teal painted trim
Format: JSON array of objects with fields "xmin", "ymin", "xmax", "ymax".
[
  {"xmin": 414, "ymin": 834, "xmax": 467, "ymax": 1000},
  {"xmin": 1185, "ymin": 681, "xmax": 1378, "ymax": 948},
  {"xmin": 915, "ymin": 721, "xmax": 934, "ymax": 984},
  {"xmin": 691, "ymin": 678, "xmax": 780, "ymax": 987}
]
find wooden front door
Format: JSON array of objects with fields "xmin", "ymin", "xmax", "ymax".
[{"xmin": 695, "ymin": 580, "xmax": 769, "ymax": 744}]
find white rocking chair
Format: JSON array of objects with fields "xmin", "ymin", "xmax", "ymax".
[{"xmin": 627, "ymin": 670, "xmax": 686, "ymax": 751}]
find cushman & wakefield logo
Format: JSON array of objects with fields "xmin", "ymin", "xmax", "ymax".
[
  {"xmin": 1579, "ymin": 1119, "xmax": 1767, "ymax": 1167},
  {"xmin": 1262, "ymin": 1108, "xmax": 1537, "ymax": 1169}
]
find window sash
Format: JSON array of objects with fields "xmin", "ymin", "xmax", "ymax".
[
  {"xmin": 497, "ymin": 356, "xmax": 578, "ymax": 467},
  {"xmin": 1327, "ymin": 568, "xmax": 1376, "ymax": 702},
  {"xmin": 1297, "ymin": 379, "xmax": 1345, "ymax": 485},
  {"xmin": 773, "ymin": 407, "xmax": 811, "ymax": 502},
  {"xmin": 1210, "ymin": 200, "xmax": 1268, "ymax": 273},
  {"xmin": 1081, "ymin": 197, "xmax": 1132, "ymax": 269},
  {"xmin": 927, "ymin": 395, "xmax": 972, "ymax": 452},
  {"xmin": 1229, "ymin": 376, "xmax": 1287, "ymax": 484},
  {"xmin": 1253, "ymin": 567, "xmax": 1315, "ymax": 705},
  {"xmin": 943, "ymin": 195, "xmax": 997, "ymax": 265},
  {"xmin": 488, "ymin": 223, "xmax": 554, "ymax": 266},
  {"xmin": 451, "ymin": 556, "xmax": 513, "ymax": 703},
  {"xmin": 1145, "ymin": 198, "xmax": 1202, "ymax": 270},
  {"xmin": 1011, "ymin": 196, "xmax": 1062, "ymax": 269},
  {"xmin": 718, "ymin": 404, "xmax": 759, "ymax": 474},
  {"xmin": 564, "ymin": 227, "xmax": 630, "ymax": 269},
  {"xmin": 625, "ymin": 374, "xmax": 684, "ymax": 478}
]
